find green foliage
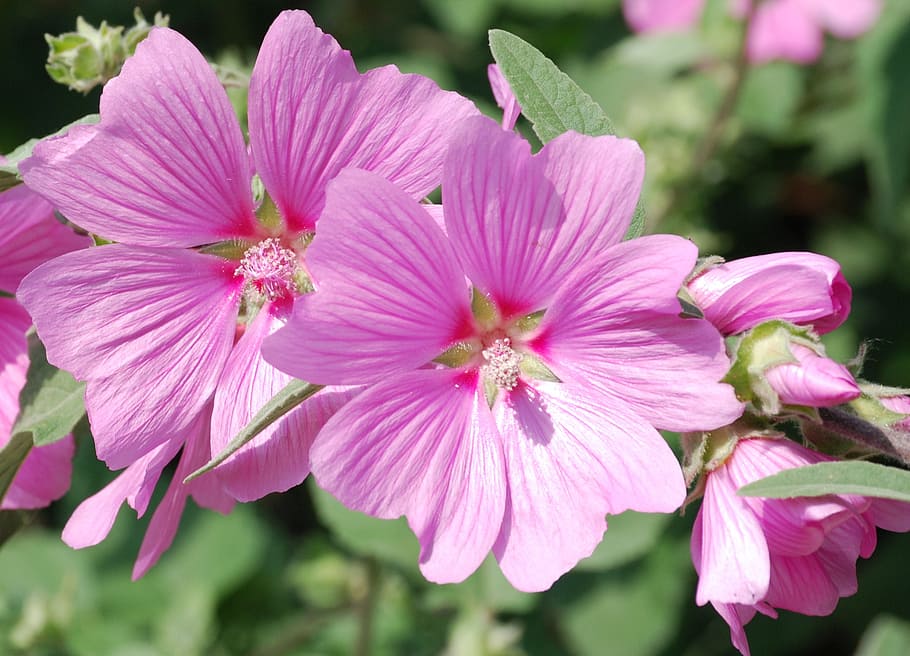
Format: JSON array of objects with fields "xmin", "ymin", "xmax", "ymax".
[{"xmin": 738, "ymin": 460, "xmax": 910, "ymax": 502}]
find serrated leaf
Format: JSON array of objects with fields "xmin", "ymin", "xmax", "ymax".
[
  {"xmin": 0, "ymin": 114, "xmax": 99, "ymax": 191},
  {"xmin": 738, "ymin": 460, "xmax": 910, "ymax": 502},
  {"xmin": 13, "ymin": 334, "xmax": 85, "ymax": 447},
  {"xmin": 184, "ymin": 379, "xmax": 323, "ymax": 482},
  {"xmin": 489, "ymin": 29, "xmax": 615, "ymax": 143}
]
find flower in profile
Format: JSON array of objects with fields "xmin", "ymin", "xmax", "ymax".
[
  {"xmin": 0, "ymin": 183, "xmax": 88, "ymax": 509},
  {"xmin": 623, "ymin": 0, "xmax": 881, "ymax": 64},
  {"xmin": 687, "ymin": 252, "xmax": 851, "ymax": 337},
  {"xmin": 764, "ymin": 343, "xmax": 860, "ymax": 408},
  {"xmin": 18, "ymin": 10, "xmax": 477, "ymax": 577},
  {"xmin": 264, "ymin": 116, "xmax": 742, "ymax": 591},
  {"xmin": 692, "ymin": 435, "xmax": 910, "ymax": 656}
]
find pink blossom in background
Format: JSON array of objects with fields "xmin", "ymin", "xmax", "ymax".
[
  {"xmin": 623, "ymin": 0, "xmax": 706, "ymax": 33},
  {"xmin": 880, "ymin": 395, "xmax": 910, "ymax": 431},
  {"xmin": 17, "ymin": 10, "xmax": 477, "ymax": 576},
  {"xmin": 264, "ymin": 115, "xmax": 743, "ymax": 592},
  {"xmin": 0, "ymin": 183, "xmax": 88, "ymax": 510},
  {"xmin": 623, "ymin": 0, "xmax": 881, "ymax": 64},
  {"xmin": 764, "ymin": 343, "xmax": 860, "ymax": 408},
  {"xmin": 692, "ymin": 436, "xmax": 910, "ymax": 656},
  {"xmin": 687, "ymin": 252, "xmax": 851, "ymax": 336}
]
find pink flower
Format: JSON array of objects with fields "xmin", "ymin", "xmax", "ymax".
[
  {"xmin": 623, "ymin": 0, "xmax": 706, "ymax": 34},
  {"xmin": 264, "ymin": 116, "xmax": 743, "ymax": 591},
  {"xmin": 17, "ymin": 10, "xmax": 477, "ymax": 577},
  {"xmin": 741, "ymin": 0, "xmax": 881, "ymax": 64},
  {"xmin": 624, "ymin": 0, "xmax": 880, "ymax": 64},
  {"xmin": 692, "ymin": 436, "xmax": 910, "ymax": 656},
  {"xmin": 0, "ymin": 183, "xmax": 88, "ymax": 510},
  {"xmin": 879, "ymin": 395, "xmax": 910, "ymax": 431},
  {"xmin": 687, "ymin": 252, "xmax": 851, "ymax": 336},
  {"xmin": 765, "ymin": 343, "xmax": 860, "ymax": 408}
]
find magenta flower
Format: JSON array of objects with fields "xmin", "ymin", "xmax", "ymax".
[
  {"xmin": 764, "ymin": 343, "xmax": 860, "ymax": 408},
  {"xmin": 623, "ymin": 0, "xmax": 706, "ymax": 34},
  {"xmin": 487, "ymin": 64, "xmax": 521, "ymax": 131},
  {"xmin": 18, "ymin": 10, "xmax": 476, "ymax": 576},
  {"xmin": 692, "ymin": 436, "xmax": 910, "ymax": 656},
  {"xmin": 624, "ymin": 0, "xmax": 880, "ymax": 64},
  {"xmin": 264, "ymin": 116, "xmax": 743, "ymax": 591},
  {"xmin": 687, "ymin": 252, "xmax": 851, "ymax": 336},
  {"xmin": 881, "ymin": 394, "xmax": 910, "ymax": 431},
  {"xmin": 0, "ymin": 184, "xmax": 88, "ymax": 510}
]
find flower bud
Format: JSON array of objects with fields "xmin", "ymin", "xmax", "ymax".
[
  {"xmin": 724, "ymin": 320, "xmax": 859, "ymax": 417},
  {"xmin": 44, "ymin": 9, "xmax": 169, "ymax": 94},
  {"xmin": 687, "ymin": 252, "xmax": 851, "ymax": 336}
]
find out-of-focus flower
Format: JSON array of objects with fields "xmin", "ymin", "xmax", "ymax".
[
  {"xmin": 18, "ymin": 10, "xmax": 478, "ymax": 577},
  {"xmin": 692, "ymin": 435, "xmax": 910, "ymax": 656},
  {"xmin": 687, "ymin": 252, "xmax": 851, "ymax": 337},
  {"xmin": 264, "ymin": 115, "xmax": 742, "ymax": 592},
  {"xmin": 622, "ymin": 0, "xmax": 706, "ymax": 34},
  {"xmin": 623, "ymin": 0, "xmax": 881, "ymax": 64},
  {"xmin": 0, "ymin": 182, "xmax": 88, "ymax": 510}
]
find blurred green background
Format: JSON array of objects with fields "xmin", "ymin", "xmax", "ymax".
[{"xmin": 2, "ymin": 0, "xmax": 910, "ymax": 654}]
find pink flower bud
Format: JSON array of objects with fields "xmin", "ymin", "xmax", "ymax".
[
  {"xmin": 880, "ymin": 395, "xmax": 910, "ymax": 431},
  {"xmin": 687, "ymin": 252, "xmax": 851, "ymax": 336},
  {"xmin": 764, "ymin": 343, "xmax": 860, "ymax": 408},
  {"xmin": 692, "ymin": 436, "xmax": 910, "ymax": 656}
]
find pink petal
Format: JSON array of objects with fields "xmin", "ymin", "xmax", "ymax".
[
  {"xmin": 62, "ymin": 438, "xmax": 181, "ymax": 549},
  {"xmin": 20, "ymin": 29, "xmax": 257, "ymax": 247},
  {"xmin": 493, "ymin": 380, "xmax": 685, "ymax": 592},
  {"xmin": 1, "ymin": 436, "xmax": 74, "ymax": 510},
  {"xmin": 763, "ymin": 554, "xmax": 839, "ymax": 615},
  {"xmin": 0, "ymin": 299, "xmax": 30, "ymax": 441},
  {"xmin": 623, "ymin": 0, "xmax": 706, "ymax": 33},
  {"xmin": 747, "ymin": 0, "xmax": 824, "ymax": 64},
  {"xmin": 538, "ymin": 131, "xmax": 646, "ymax": 274},
  {"xmin": 487, "ymin": 64, "xmax": 521, "ymax": 131},
  {"xmin": 249, "ymin": 10, "xmax": 478, "ymax": 233},
  {"xmin": 17, "ymin": 245, "xmax": 241, "ymax": 469},
  {"xmin": 264, "ymin": 169, "xmax": 471, "ymax": 385},
  {"xmin": 710, "ymin": 602, "xmax": 756, "ymax": 656},
  {"xmin": 212, "ymin": 306, "xmax": 359, "ymax": 501},
  {"xmin": 0, "ymin": 185, "xmax": 89, "ymax": 292},
  {"xmin": 443, "ymin": 116, "xmax": 564, "ymax": 318},
  {"xmin": 867, "ymin": 498, "xmax": 910, "ymax": 533},
  {"xmin": 695, "ymin": 465, "xmax": 770, "ymax": 606},
  {"xmin": 309, "ymin": 368, "xmax": 507, "ymax": 584},
  {"xmin": 133, "ymin": 404, "xmax": 234, "ymax": 580},
  {"xmin": 809, "ymin": 0, "xmax": 881, "ymax": 39},
  {"xmin": 535, "ymin": 235, "xmax": 742, "ymax": 432},
  {"xmin": 764, "ymin": 343, "xmax": 860, "ymax": 407},
  {"xmin": 686, "ymin": 252, "xmax": 851, "ymax": 335}
]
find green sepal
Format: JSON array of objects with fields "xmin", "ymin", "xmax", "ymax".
[
  {"xmin": 514, "ymin": 308, "xmax": 546, "ymax": 333},
  {"xmin": 676, "ymin": 285, "xmax": 704, "ymax": 319},
  {"xmin": 852, "ymin": 386, "xmax": 910, "ymax": 427},
  {"xmin": 185, "ymin": 379, "xmax": 324, "ymax": 483},
  {"xmin": 256, "ymin": 191, "xmax": 284, "ymax": 233},
  {"xmin": 471, "ymin": 287, "xmax": 498, "ymax": 328},
  {"xmin": 519, "ymin": 352, "xmax": 561, "ymax": 383},
  {"xmin": 723, "ymin": 319, "xmax": 820, "ymax": 416},
  {"xmin": 434, "ymin": 341, "xmax": 475, "ymax": 368},
  {"xmin": 199, "ymin": 239, "xmax": 253, "ymax": 260},
  {"xmin": 483, "ymin": 376, "xmax": 499, "ymax": 410}
]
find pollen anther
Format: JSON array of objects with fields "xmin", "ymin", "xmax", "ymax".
[
  {"xmin": 481, "ymin": 337, "xmax": 523, "ymax": 391},
  {"xmin": 235, "ymin": 237, "xmax": 299, "ymax": 301}
]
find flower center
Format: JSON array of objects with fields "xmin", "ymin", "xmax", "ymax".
[
  {"xmin": 481, "ymin": 337, "xmax": 523, "ymax": 391},
  {"xmin": 235, "ymin": 238, "xmax": 300, "ymax": 302}
]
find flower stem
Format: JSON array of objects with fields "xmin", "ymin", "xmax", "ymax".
[
  {"xmin": 817, "ymin": 407, "xmax": 910, "ymax": 465},
  {"xmin": 647, "ymin": 6, "xmax": 755, "ymax": 230},
  {"xmin": 354, "ymin": 557, "xmax": 381, "ymax": 656}
]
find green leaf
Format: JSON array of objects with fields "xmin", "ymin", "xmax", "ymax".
[
  {"xmin": 488, "ymin": 29, "xmax": 615, "ymax": 143},
  {"xmin": 738, "ymin": 460, "xmax": 910, "ymax": 503},
  {"xmin": 0, "ymin": 434, "xmax": 34, "ymax": 509},
  {"xmin": 184, "ymin": 379, "xmax": 324, "ymax": 482},
  {"xmin": 0, "ymin": 114, "xmax": 100, "ymax": 191},
  {"xmin": 856, "ymin": 616, "xmax": 910, "ymax": 656},
  {"xmin": 13, "ymin": 334, "xmax": 86, "ymax": 447},
  {"xmin": 308, "ymin": 479, "xmax": 420, "ymax": 573},
  {"xmin": 574, "ymin": 510, "xmax": 672, "ymax": 572}
]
